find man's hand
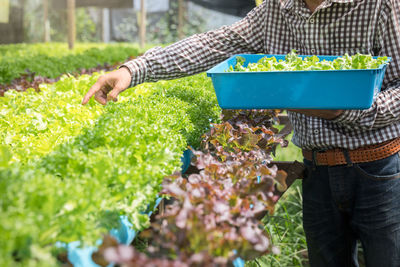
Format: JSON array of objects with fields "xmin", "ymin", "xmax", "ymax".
[
  {"xmin": 82, "ymin": 67, "xmax": 132, "ymax": 105},
  {"xmin": 288, "ymin": 109, "xmax": 344, "ymax": 120}
]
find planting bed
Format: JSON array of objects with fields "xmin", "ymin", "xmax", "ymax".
[
  {"xmin": 0, "ymin": 43, "xmax": 143, "ymax": 95},
  {"xmin": 0, "ymin": 43, "xmax": 142, "ymax": 83},
  {"xmin": 0, "ymin": 71, "xmax": 220, "ymax": 266}
]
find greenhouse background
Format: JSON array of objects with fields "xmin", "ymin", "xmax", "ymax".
[
  {"xmin": 1, "ymin": 0, "xmax": 392, "ymax": 265},
  {"xmin": 0, "ymin": 0, "xmax": 255, "ymax": 45}
]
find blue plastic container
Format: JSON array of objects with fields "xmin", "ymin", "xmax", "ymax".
[
  {"xmin": 206, "ymin": 54, "xmax": 389, "ymax": 109},
  {"xmin": 180, "ymin": 149, "xmax": 193, "ymax": 174},
  {"xmin": 66, "ymin": 198, "xmax": 163, "ymax": 267}
]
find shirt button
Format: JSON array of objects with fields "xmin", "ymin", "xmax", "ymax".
[
  {"xmin": 309, "ymin": 18, "xmax": 315, "ymax": 24},
  {"xmin": 314, "ymin": 129, "xmax": 319, "ymax": 134},
  {"xmin": 311, "ymin": 48, "xmax": 316, "ymax": 54}
]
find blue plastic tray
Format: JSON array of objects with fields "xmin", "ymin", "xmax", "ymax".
[
  {"xmin": 206, "ymin": 54, "xmax": 389, "ymax": 109},
  {"xmin": 64, "ymin": 198, "xmax": 163, "ymax": 267}
]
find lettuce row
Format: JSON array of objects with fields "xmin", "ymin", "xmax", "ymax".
[
  {"xmin": 0, "ymin": 43, "xmax": 141, "ymax": 84},
  {"xmin": 0, "ymin": 74, "xmax": 104, "ymax": 163},
  {"xmin": 0, "ymin": 72, "xmax": 220, "ymax": 266}
]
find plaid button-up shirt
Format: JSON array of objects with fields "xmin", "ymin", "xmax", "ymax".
[{"xmin": 123, "ymin": 0, "xmax": 400, "ymax": 150}]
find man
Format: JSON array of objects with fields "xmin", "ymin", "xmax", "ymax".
[{"xmin": 82, "ymin": 0, "xmax": 400, "ymax": 266}]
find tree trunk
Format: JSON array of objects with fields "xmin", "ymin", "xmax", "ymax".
[
  {"xmin": 178, "ymin": 0, "xmax": 185, "ymax": 40},
  {"xmin": 139, "ymin": 0, "xmax": 146, "ymax": 49},
  {"xmin": 101, "ymin": 8, "xmax": 111, "ymax": 43},
  {"xmin": 67, "ymin": 0, "xmax": 75, "ymax": 49},
  {"xmin": 43, "ymin": 0, "xmax": 50, "ymax": 42}
]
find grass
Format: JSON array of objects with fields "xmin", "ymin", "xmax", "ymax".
[
  {"xmin": 247, "ymin": 133, "xmax": 309, "ymax": 267},
  {"xmin": 249, "ymin": 180, "xmax": 308, "ymax": 267},
  {"xmin": 273, "ymin": 137, "xmax": 303, "ymax": 162}
]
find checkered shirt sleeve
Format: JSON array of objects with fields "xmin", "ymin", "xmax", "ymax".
[
  {"xmin": 334, "ymin": 0, "xmax": 400, "ymax": 130},
  {"xmin": 122, "ymin": 2, "xmax": 267, "ymax": 87}
]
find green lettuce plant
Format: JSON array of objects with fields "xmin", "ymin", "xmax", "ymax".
[
  {"xmin": 0, "ymin": 72, "xmax": 220, "ymax": 266},
  {"xmin": 229, "ymin": 50, "xmax": 389, "ymax": 72}
]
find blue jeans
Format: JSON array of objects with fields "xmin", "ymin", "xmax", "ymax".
[{"xmin": 302, "ymin": 152, "xmax": 400, "ymax": 267}]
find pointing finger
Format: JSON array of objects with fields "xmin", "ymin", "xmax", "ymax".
[{"xmin": 82, "ymin": 78, "xmax": 104, "ymax": 105}]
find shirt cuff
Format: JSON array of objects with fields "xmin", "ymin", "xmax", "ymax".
[
  {"xmin": 333, "ymin": 109, "xmax": 362, "ymax": 124},
  {"xmin": 120, "ymin": 57, "xmax": 148, "ymax": 88}
]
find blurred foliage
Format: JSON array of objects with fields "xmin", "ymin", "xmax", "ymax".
[
  {"xmin": 0, "ymin": 43, "xmax": 140, "ymax": 84},
  {"xmin": 114, "ymin": 15, "xmax": 138, "ymax": 43},
  {"xmin": 149, "ymin": 0, "xmax": 207, "ymax": 43},
  {"xmin": 24, "ymin": 0, "xmax": 100, "ymax": 43},
  {"xmin": 115, "ymin": 0, "xmax": 207, "ymax": 43},
  {"xmin": 48, "ymin": 8, "xmax": 101, "ymax": 43},
  {"xmin": 24, "ymin": 0, "xmax": 206, "ymax": 44},
  {"xmin": 76, "ymin": 8, "xmax": 99, "ymax": 42}
]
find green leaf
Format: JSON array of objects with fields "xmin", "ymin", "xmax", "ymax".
[{"xmin": 0, "ymin": 145, "xmax": 12, "ymax": 168}]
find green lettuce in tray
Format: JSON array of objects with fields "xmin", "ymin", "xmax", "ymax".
[{"xmin": 229, "ymin": 50, "xmax": 389, "ymax": 72}]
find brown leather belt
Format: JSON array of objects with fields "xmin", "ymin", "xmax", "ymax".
[{"xmin": 302, "ymin": 138, "xmax": 400, "ymax": 166}]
